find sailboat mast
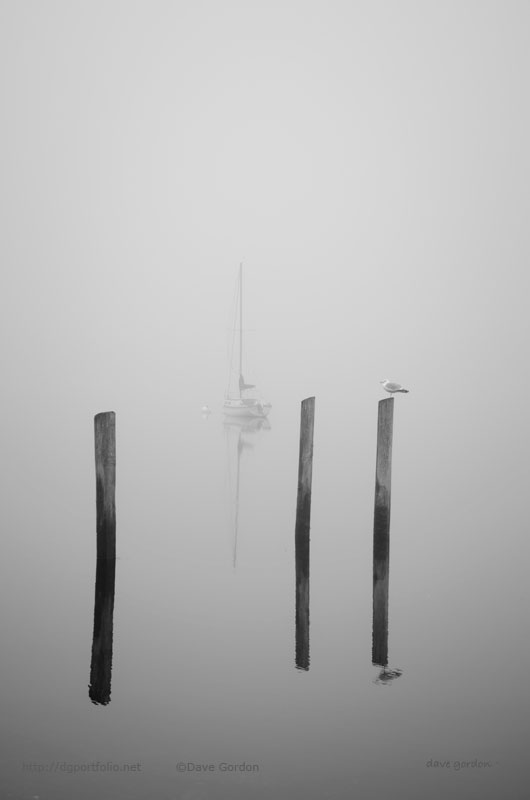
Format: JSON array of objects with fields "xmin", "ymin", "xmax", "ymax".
[{"xmin": 239, "ymin": 262, "xmax": 243, "ymax": 397}]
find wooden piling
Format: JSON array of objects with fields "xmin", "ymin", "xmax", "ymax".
[
  {"xmin": 295, "ymin": 397, "xmax": 315, "ymax": 541},
  {"xmin": 372, "ymin": 566, "xmax": 389, "ymax": 667},
  {"xmin": 88, "ymin": 557, "xmax": 116, "ymax": 705},
  {"xmin": 94, "ymin": 412, "xmax": 116, "ymax": 560},
  {"xmin": 372, "ymin": 398, "xmax": 393, "ymax": 666},
  {"xmin": 295, "ymin": 397, "xmax": 315, "ymax": 670},
  {"xmin": 295, "ymin": 538, "xmax": 310, "ymax": 670}
]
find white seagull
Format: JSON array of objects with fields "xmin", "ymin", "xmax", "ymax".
[{"xmin": 381, "ymin": 379, "xmax": 409, "ymax": 394}]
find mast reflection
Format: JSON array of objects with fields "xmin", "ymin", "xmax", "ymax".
[{"xmin": 224, "ymin": 415, "xmax": 270, "ymax": 568}]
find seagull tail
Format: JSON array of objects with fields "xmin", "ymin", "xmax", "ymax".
[{"xmin": 398, "ymin": 389, "xmax": 409, "ymax": 393}]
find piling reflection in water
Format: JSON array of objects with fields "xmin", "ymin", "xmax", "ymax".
[
  {"xmin": 372, "ymin": 560, "xmax": 401, "ymax": 684},
  {"xmin": 89, "ymin": 557, "xmax": 116, "ymax": 705},
  {"xmin": 224, "ymin": 416, "xmax": 270, "ymax": 568},
  {"xmin": 295, "ymin": 525, "xmax": 310, "ymax": 671},
  {"xmin": 372, "ymin": 397, "xmax": 402, "ymax": 685},
  {"xmin": 295, "ymin": 398, "xmax": 315, "ymax": 671},
  {"xmin": 372, "ymin": 551, "xmax": 389, "ymax": 668}
]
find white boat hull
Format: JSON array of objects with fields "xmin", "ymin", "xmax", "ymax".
[{"xmin": 223, "ymin": 398, "xmax": 271, "ymax": 418}]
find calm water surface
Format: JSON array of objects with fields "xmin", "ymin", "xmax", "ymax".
[{"xmin": 2, "ymin": 390, "xmax": 528, "ymax": 800}]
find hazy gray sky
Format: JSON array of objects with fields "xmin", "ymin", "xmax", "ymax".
[{"xmin": 1, "ymin": 0, "xmax": 529, "ymax": 413}]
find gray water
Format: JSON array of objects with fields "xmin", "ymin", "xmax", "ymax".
[
  {"xmin": 2, "ymin": 384, "xmax": 529, "ymax": 799},
  {"xmin": 2, "ymin": 2, "xmax": 530, "ymax": 798}
]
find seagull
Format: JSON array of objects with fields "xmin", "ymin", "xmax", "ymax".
[{"xmin": 380, "ymin": 379, "xmax": 409, "ymax": 394}]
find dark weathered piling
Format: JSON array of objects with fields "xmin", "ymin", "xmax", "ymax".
[
  {"xmin": 372, "ymin": 565, "xmax": 389, "ymax": 667},
  {"xmin": 94, "ymin": 412, "xmax": 116, "ymax": 560},
  {"xmin": 89, "ymin": 557, "xmax": 116, "ymax": 705},
  {"xmin": 295, "ymin": 397, "xmax": 315, "ymax": 670},
  {"xmin": 295, "ymin": 397, "xmax": 315, "ymax": 541},
  {"xmin": 295, "ymin": 537, "xmax": 310, "ymax": 670},
  {"xmin": 372, "ymin": 398, "xmax": 393, "ymax": 666}
]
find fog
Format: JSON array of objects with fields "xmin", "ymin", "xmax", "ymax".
[{"xmin": 1, "ymin": 2, "xmax": 529, "ymax": 798}]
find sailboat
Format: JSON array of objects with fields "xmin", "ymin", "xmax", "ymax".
[{"xmin": 223, "ymin": 264, "xmax": 271, "ymax": 418}]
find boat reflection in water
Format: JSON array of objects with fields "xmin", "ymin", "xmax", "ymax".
[
  {"xmin": 224, "ymin": 415, "xmax": 270, "ymax": 568},
  {"xmin": 88, "ymin": 557, "xmax": 116, "ymax": 705}
]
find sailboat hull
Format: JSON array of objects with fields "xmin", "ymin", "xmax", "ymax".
[{"xmin": 223, "ymin": 398, "xmax": 271, "ymax": 418}]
